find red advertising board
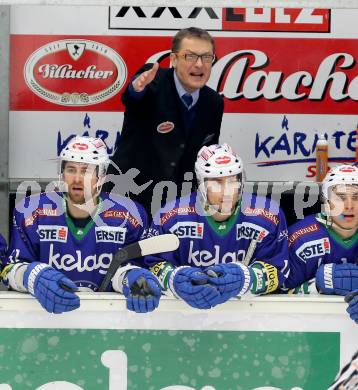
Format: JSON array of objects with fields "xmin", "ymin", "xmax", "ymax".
[
  {"xmin": 221, "ymin": 8, "xmax": 330, "ymax": 32},
  {"xmin": 10, "ymin": 34, "xmax": 358, "ymax": 114}
]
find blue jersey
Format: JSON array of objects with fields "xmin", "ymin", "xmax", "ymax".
[
  {"xmin": 145, "ymin": 192, "xmax": 289, "ymax": 290},
  {"xmin": 5, "ymin": 192, "xmax": 148, "ymax": 291},
  {"xmin": 0, "ymin": 234, "xmax": 7, "ymax": 270},
  {"xmin": 286, "ymin": 214, "xmax": 358, "ymax": 288}
]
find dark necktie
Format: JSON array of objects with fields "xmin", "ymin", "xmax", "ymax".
[{"xmin": 182, "ymin": 93, "xmax": 193, "ymax": 109}]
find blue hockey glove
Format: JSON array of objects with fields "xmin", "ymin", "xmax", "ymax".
[
  {"xmin": 346, "ymin": 290, "xmax": 358, "ymax": 324},
  {"xmin": 205, "ymin": 263, "xmax": 252, "ymax": 304},
  {"xmin": 316, "ymin": 263, "xmax": 358, "ymax": 295},
  {"xmin": 123, "ymin": 268, "xmax": 161, "ymax": 313},
  {"xmin": 170, "ymin": 266, "xmax": 221, "ymax": 309},
  {"xmin": 23, "ymin": 262, "xmax": 80, "ymax": 314}
]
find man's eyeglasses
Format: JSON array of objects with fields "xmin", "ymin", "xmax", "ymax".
[{"xmin": 175, "ymin": 52, "xmax": 215, "ymax": 64}]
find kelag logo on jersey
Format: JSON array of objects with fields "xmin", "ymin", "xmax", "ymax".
[
  {"xmin": 95, "ymin": 226, "xmax": 127, "ymax": 244},
  {"xmin": 48, "ymin": 244, "xmax": 112, "ymax": 275},
  {"xmin": 236, "ymin": 222, "xmax": 268, "ymax": 242},
  {"xmin": 188, "ymin": 241, "xmax": 245, "ymax": 266},
  {"xmin": 169, "ymin": 222, "xmax": 204, "ymax": 239},
  {"xmin": 24, "ymin": 39, "xmax": 127, "ymax": 106},
  {"xmin": 296, "ymin": 238, "xmax": 330, "ymax": 262},
  {"xmin": 37, "ymin": 225, "xmax": 68, "ymax": 243}
]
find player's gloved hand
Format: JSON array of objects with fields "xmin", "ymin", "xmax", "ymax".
[
  {"xmin": 205, "ymin": 263, "xmax": 252, "ymax": 304},
  {"xmin": 316, "ymin": 263, "xmax": 358, "ymax": 295},
  {"xmin": 346, "ymin": 290, "xmax": 358, "ymax": 324},
  {"xmin": 123, "ymin": 268, "xmax": 161, "ymax": 313},
  {"xmin": 170, "ymin": 266, "xmax": 221, "ymax": 309},
  {"xmin": 23, "ymin": 262, "xmax": 80, "ymax": 314}
]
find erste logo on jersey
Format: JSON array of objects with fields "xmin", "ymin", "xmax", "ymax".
[
  {"xmin": 38, "ymin": 225, "xmax": 68, "ymax": 243},
  {"xmin": 169, "ymin": 222, "xmax": 204, "ymax": 239},
  {"xmin": 95, "ymin": 226, "xmax": 127, "ymax": 244},
  {"xmin": 295, "ymin": 238, "xmax": 330, "ymax": 262},
  {"xmin": 236, "ymin": 222, "xmax": 268, "ymax": 242}
]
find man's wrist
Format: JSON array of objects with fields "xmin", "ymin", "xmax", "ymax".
[{"xmin": 128, "ymin": 78, "xmax": 147, "ymax": 98}]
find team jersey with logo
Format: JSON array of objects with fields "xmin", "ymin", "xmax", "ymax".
[
  {"xmin": 286, "ymin": 214, "xmax": 358, "ymax": 288},
  {"xmin": 5, "ymin": 192, "xmax": 148, "ymax": 291},
  {"xmin": 145, "ymin": 192, "xmax": 289, "ymax": 288},
  {"xmin": 0, "ymin": 234, "xmax": 7, "ymax": 270}
]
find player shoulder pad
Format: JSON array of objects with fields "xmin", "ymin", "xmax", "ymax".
[
  {"xmin": 157, "ymin": 193, "xmax": 197, "ymax": 227},
  {"xmin": 102, "ymin": 192, "xmax": 146, "ymax": 215},
  {"xmin": 100, "ymin": 206, "xmax": 145, "ymax": 230},
  {"xmin": 241, "ymin": 194, "xmax": 281, "ymax": 228},
  {"xmin": 15, "ymin": 192, "xmax": 63, "ymax": 227},
  {"xmin": 288, "ymin": 214, "xmax": 322, "ymax": 248}
]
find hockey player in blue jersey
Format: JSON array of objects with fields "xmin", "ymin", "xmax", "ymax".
[
  {"xmin": 2, "ymin": 136, "xmax": 161, "ymax": 314},
  {"xmin": 146, "ymin": 143, "xmax": 290, "ymax": 309},
  {"xmin": 286, "ymin": 164, "xmax": 358, "ymax": 296},
  {"xmin": 0, "ymin": 234, "xmax": 7, "ymax": 274}
]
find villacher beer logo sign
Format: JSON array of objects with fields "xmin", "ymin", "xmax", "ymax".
[{"xmin": 24, "ymin": 39, "xmax": 127, "ymax": 106}]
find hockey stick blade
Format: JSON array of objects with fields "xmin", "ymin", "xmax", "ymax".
[
  {"xmin": 99, "ymin": 234, "xmax": 179, "ymax": 292},
  {"xmin": 345, "ymin": 290, "xmax": 358, "ymax": 303}
]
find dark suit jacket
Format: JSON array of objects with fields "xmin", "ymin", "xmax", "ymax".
[{"xmin": 106, "ymin": 65, "xmax": 224, "ymax": 213}]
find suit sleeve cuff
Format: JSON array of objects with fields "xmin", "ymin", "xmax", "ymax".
[{"xmin": 127, "ymin": 78, "xmax": 147, "ymax": 100}]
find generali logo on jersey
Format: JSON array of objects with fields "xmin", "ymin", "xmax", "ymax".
[{"xmin": 24, "ymin": 39, "xmax": 127, "ymax": 106}]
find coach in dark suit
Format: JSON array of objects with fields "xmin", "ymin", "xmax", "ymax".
[{"xmin": 106, "ymin": 27, "xmax": 224, "ymax": 216}]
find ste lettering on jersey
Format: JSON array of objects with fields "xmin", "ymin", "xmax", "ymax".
[
  {"xmin": 5, "ymin": 192, "xmax": 148, "ymax": 291},
  {"xmin": 286, "ymin": 214, "xmax": 358, "ymax": 289},
  {"xmin": 145, "ymin": 192, "xmax": 289, "ymax": 288}
]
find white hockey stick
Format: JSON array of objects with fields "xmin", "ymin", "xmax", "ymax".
[
  {"xmin": 98, "ymin": 234, "xmax": 179, "ymax": 292},
  {"xmin": 242, "ymin": 239, "xmax": 257, "ymax": 266}
]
